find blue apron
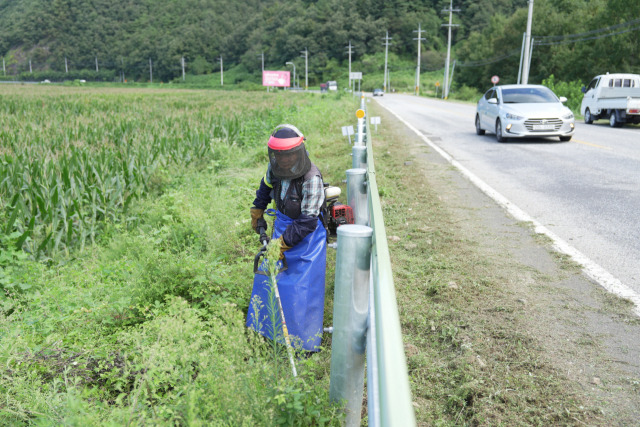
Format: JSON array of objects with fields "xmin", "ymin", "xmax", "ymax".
[{"xmin": 247, "ymin": 210, "xmax": 327, "ymax": 352}]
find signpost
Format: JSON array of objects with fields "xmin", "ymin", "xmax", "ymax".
[
  {"xmin": 342, "ymin": 125, "xmax": 355, "ymax": 145},
  {"xmin": 350, "ymin": 71, "xmax": 363, "ymax": 96},
  {"xmin": 370, "ymin": 116, "xmax": 381, "ymax": 132}
]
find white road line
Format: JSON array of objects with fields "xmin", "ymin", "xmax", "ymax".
[{"xmin": 377, "ymin": 100, "xmax": 640, "ymax": 316}]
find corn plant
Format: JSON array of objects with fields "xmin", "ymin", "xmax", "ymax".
[{"xmin": 0, "ymin": 86, "xmax": 291, "ymax": 259}]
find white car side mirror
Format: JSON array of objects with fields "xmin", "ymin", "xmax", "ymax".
[
  {"xmin": 559, "ymin": 96, "xmax": 567, "ymax": 103},
  {"xmin": 488, "ymin": 98, "xmax": 498, "ymax": 104}
]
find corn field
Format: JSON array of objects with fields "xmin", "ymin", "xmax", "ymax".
[{"xmin": 0, "ymin": 86, "xmax": 292, "ymax": 258}]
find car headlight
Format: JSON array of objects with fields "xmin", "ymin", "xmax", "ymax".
[
  {"xmin": 563, "ymin": 113, "xmax": 574, "ymax": 120},
  {"xmin": 505, "ymin": 112, "xmax": 524, "ymax": 120}
]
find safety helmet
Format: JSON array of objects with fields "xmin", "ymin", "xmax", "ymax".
[{"xmin": 267, "ymin": 124, "xmax": 311, "ymax": 179}]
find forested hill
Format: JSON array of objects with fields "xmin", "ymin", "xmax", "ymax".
[{"xmin": 0, "ymin": 0, "xmax": 638, "ymax": 88}]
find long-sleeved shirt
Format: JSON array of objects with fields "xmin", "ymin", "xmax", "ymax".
[{"xmin": 252, "ymin": 163, "xmax": 324, "ymax": 246}]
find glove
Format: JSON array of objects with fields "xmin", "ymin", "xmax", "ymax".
[
  {"xmin": 269, "ymin": 236, "xmax": 292, "ymax": 260},
  {"xmin": 250, "ymin": 208, "xmax": 267, "ymax": 234}
]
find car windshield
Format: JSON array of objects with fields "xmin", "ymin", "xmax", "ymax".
[{"xmin": 501, "ymin": 87, "xmax": 558, "ymax": 103}]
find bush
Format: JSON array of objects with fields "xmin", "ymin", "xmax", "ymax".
[
  {"xmin": 542, "ymin": 74, "xmax": 583, "ymax": 113},
  {"xmin": 449, "ymin": 84, "xmax": 482, "ymax": 102}
]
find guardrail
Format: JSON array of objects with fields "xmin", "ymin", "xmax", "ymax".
[{"xmin": 329, "ymin": 96, "xmax": 416, "ymax": 426}]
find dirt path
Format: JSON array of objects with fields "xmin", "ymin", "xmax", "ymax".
[{"xmin": 370, "ymin": 99, "xmax": 640, "ymax": 426}]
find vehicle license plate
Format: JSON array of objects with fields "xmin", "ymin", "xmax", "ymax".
[{"xmin": 532, "ymin": 124, "xmax": 554, "ymax": 130}]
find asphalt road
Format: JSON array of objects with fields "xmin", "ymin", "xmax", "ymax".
[{"xmin": 374, "ymin": 93, "xmax": 640, "ymax": 296}]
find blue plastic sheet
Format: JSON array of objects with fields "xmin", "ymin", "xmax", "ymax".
[{"xmin": 247, "ymin": 210, "xmax": 327, "ymax": 351}]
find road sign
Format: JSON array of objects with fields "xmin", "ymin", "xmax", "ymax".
[
  {"xmin": 356, "ymin": 109, "xmax": 365, "ymax": 119},
  {"xmin": 435, "ymin": 81, "xmax": 440, "ymax": 87},
  {"xmin": 350, "ymin": 72, "xmax": 362, "ymax": 80},
  {"xmin": 370, "ymin": 116, "xmax": 381, "ymax": 132},
  {"xmin": 342, "ymin": 125, "xmax": 355, "ymax": 145},
  {"xmin": 491, "ymin": 75, "xmax": 500, "ymax": 84}
]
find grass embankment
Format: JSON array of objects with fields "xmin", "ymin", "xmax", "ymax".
[{"xmin": 0, "ymin": 86, "xmax": 357, "ymax": 424}]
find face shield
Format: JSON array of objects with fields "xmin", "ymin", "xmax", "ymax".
[
  {"xmin": 267, "ymin": 124, "xmax": 311, "ymax": 180},
  {"xmin": 268, "ymin": 143, "xmax": 311, "ymax": 180}
]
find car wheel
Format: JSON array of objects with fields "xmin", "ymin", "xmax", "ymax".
[
  {"xmin": 559, "ymin": 136, "xmax": 572, "ymax": 142},
  {"xmin": 495, "ymin": 119, "xmax": 506, "ymax": 142},
  {"xmin": 475, "ymin": 115, "xmax": 485, "ymax": 135},
  {"xmin": 609, "ymin": 110, "xmax": 623, "ymax": 128},
  {"xmin": 584, "ymin": 108, "xmax": 593, "ymax": 124}
]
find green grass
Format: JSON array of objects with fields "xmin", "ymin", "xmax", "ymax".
[{"xmin": 0, "ymin": 86, "xmax": 353, "ymax": 424}]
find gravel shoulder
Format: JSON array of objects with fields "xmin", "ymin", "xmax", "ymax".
[{"xmin": 369, "ymin": 98, "xmax": 640, "ymax": 425}]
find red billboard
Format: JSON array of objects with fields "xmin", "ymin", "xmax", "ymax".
[{"xmin": 262, "ymin": 70, "xmax": 290, "ymax": 87}]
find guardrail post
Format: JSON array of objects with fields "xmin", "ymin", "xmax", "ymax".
[
  {"xmin": 346, "ymin": 168, "xmax": 369, "ymax": 226},
  {"xmin": 329, "ymin": 224, "xmax": 373, "ymax": 427},
  {"xmin": 352, "ymin": 146, "xmax": 367, "ymax": 169}
]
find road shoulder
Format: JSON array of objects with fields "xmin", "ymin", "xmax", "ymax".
[{"xmin": 369, "ymin": 98, "xmax": 640, "ymax": 425}]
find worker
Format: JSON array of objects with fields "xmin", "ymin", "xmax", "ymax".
[{"xmin": 247, "ymin": 124, "xmax": 327, "ymax": 352}]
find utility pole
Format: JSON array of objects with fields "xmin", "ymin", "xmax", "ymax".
[
  {"xmin": 257, "ymin": 52, "xmax": 265, "ymax": 90},
  {"xmin": 448, "ymin": 59, "xmax": 457, "ymax": 97},
  {"xmin": 413, "ymin": 24, "xmax": 425, "ymax": 96},
  {"xmin": 65, "ymin": 57, "xmax": 68, "ymax": 73},
  {"xmin": 181, "ymin": 56, "xmax": 185, "ymax": 81},
  {"xmin": 517, "ymin": 32, "xmax": 526, "ymax": 84},
  {"xmin": 387, "ymin": 67, "xmax": 390, "ymax": 92},
  {"xmin": 286, "ymin": 62, "xmax": 296, "ymax": 89},
  {"xmin": 2, "ymin": 57, "xmax": 5, "ymax": 76},
  {"xmin": 121, "ymin": 57, "xmax": 125, "ymax": 83},
  {"xmin": 95, "ymin": 56, "xmax": 99, "ymax": 72},
  {"xmin": 29, "ymin": 59, "xmax": 32, "ymax": 73},
  {"xmin": 219, "ymin": 56, "xmax": 223, "ymax": 86},
  {"xmin": 300, "ymin": 48, "xmax": 308, "ymax": 90},
  {"xmin": 382, "ymin": 31, "xmax": 392, "ymax": 93},
  {"xmin": 442, "ymin": 0, "xmax": 460, "ymax": 99},
  {"xmin": 346, "ymin": 40, "xmax": 354, "ymax": 89},
  {"xmin": 149, "ymin": 58, "xmax": 153, "ymax": 83},
  {"xmin": 522, "ymin": 0, "xmax": 534, "ymax": 84}
]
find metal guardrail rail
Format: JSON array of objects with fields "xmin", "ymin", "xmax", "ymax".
[
  {"xmin": 328, "ymin": 96, "xmax": 415, "ymax": 426},
  {"xmin": 363, "ymin": 101, "xmax": 416, "ymax": 427}
]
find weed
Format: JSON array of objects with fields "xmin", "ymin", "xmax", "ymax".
[{"xmin": 0, "ymin": 87, "xmax": 350, "ymax": 424}]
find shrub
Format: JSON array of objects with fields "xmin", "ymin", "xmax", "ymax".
[{"xmin": 542, "ymin": 74, "xmax": 583, "ymax": 113}]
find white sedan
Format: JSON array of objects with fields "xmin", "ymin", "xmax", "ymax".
[{"xmin": 475, "ymin": 84, "xmax": 575, "ymax": 142}]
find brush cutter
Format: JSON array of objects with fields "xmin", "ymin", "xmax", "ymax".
[{"xmin": 254, "ymin": 226, "xmax": 296, "ymax": 377}]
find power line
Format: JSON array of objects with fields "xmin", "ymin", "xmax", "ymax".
[
  {"xmin": 457, "ymin": 50, "xmax": 520, "ymax": 67},
  {"xmin": 458, "ymin": 18, "xmax": 640, "ymax": 68},
  {"xmin": 534, "ymin": 17, "xmax": 640, "ymax": 43},
  {"xmin": 534, "ymin": 24, "xmax": 640, "ymax": 46}
]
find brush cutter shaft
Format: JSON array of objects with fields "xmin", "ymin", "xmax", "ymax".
[{"xmin": 269, "ymin": 268, "xmax": 297, "ymax": 377}]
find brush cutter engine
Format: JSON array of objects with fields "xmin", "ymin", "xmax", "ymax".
[{"xmin": 324, "ymin": 186, "xmax": 354, "ymax": 236}]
